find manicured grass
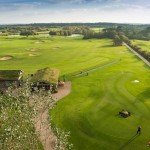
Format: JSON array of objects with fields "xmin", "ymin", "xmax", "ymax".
[
  {"xmin": 50, "ymin": 39, "xmax": 150, "ymax": 150},
  {"xmin": 0, "ymin": 36, "xmax": 111, "ymax": 75},
  {"xmin": 132, "ymin": 40, "xmax": 150, "ymax": 52},
  {"xmin": 0, "ymin": 35, "xmax": 149, "ymax": 149}
]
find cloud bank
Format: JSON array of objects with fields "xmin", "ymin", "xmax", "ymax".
[{"xmin": 0, "ymin": 0, "xmax": 149, "ymax": 24}]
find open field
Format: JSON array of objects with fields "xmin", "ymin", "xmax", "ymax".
[
  {"xmin": 0, "ymin": 36, "xmax": 150, "ymax": 150},
  {"xmin": 91, "ymin": 27, "xmax": 103, "ymax": 33},
  {"xmin": 132, "ymin": 40, "xmax": 150, "ymax": 52}
]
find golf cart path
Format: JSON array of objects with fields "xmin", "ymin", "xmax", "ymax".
[
  {"xmin": 71, "ymin": 59, "xmax": 120, "ymax": 78},
  {"xmin": 34, "ymin": 82, "xmax": 71, "ymax": 150},
  {"xmin": 124, "ymin": 42, "xmax": 150, "ymax": 67}
]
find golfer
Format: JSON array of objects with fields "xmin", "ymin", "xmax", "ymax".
[{"xmin": 137, "ymin": 126, "xmax": 142, "ymax": 135}]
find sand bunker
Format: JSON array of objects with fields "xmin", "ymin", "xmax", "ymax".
[
  {"xmin": 132, "ymin": 80, "xmax": 140, "ymax": 83},
  {"xmin": 35, "ymin": 41, "xmax": 41, "ymax": 44},
  {"xmin": 30, "ymin": 48, "xmax": 37, "ymax": 52},
  {"xmin": 0, "ymin": 55, "xmax": 13, "ymax": 61},
  {"xmin": 69, "ymin": 34, "xmax": 82, "ymax": 37},
  {"xmin": 29, "ymin": 53, "xmax": 38, "ymax": 57},
  {"xmin": 35, "ymin": 40, "xmax": 45, "ymax": 44}
]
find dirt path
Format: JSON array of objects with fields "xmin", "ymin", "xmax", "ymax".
[
  {"xmin": 52, "ymin": 82, "xmax": 71, "ymax": 101},
  {"xmin": 34, "ymin": 82, "xmax": 71, "ymax": 150}
]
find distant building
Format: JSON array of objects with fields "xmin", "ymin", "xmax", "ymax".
[
  {"xmin": 0, "ymin": 70, "xmax": 23, "ymax": 91},
  {"xmin": 31, "ymin": 67, "xmax": 60, "ymax": 93}
]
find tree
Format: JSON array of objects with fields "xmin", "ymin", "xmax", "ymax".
[
  {"xmin": 113, "ymin": 35, "xmax": 123, "ymax": 46},
  {"xmin": 116, "ymin": 26, "xmax": 123, "ymax": 32},
  {"xmin": 119, "ymin": 33, "xmax": 131, "ymax": 45},
  {"xmin": 20, "ymin": 30, "xmax": 36, "ymax": 37},
  {"xmin": 49, "ymin": 30, "xmax": 57, "ymax": 36}
]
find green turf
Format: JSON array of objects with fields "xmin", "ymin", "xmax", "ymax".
[
  {"xmin": 0, "ymin": 35, "xmax": 149, "ymax": 150},
  {"xmin": 50, "ymin": 38, "xmax": 150, "ymax": 150},
  {"xmin": 0, "ymin": 36, "xmax": 111, "ymax": 75},
  {"xmin": 132, "ymin": 40, "xmax": 150, "ymax": 52}
]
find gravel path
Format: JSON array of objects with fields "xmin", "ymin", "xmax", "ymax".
[{"xmin": 34, "ymin": 82, "xmax": 71, "ymax": 150}]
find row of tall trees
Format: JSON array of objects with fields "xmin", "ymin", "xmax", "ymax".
[
  {"xmin": 117, "ymin": 29, "xmax": 150, "ymax": 62},
  {"xmin": 129, "ymin": 44, "xmax": 150, "ymax": 62},
  {"xmin": 83, "ymin": 25, "xmax": 150, "ymax": 41},
  {"xmin": 82, "ymin": 26, "xmax": 150, "ymax": 62},
  {"xmin": 113, "ymin": 35, "xmax": 123, "ymax": 46},
  {"xmin": 83, "ymin": 28, "xmax": 123, "ymax": 46},
  {"xmin": 116, "ymin": 26, "xmax": 150, "ymax": 40}
]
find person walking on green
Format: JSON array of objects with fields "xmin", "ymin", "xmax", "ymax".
[{"xmin": 137, "ymin": 126, "xmax": 142, "ymax": 135}]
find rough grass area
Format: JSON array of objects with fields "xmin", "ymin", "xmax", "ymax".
[
  {"xmin": 0, "ymin": 35, "xmax": 150, "ymax": 150},
  {"xmin": 132, "ymin": 40, "xmax": 150, "ymax": 52}
]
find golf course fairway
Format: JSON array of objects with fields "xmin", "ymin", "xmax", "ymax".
[
  {"xmin": 0, "ymin": 36, "xmax": 149, "ymax": 150},
  {"xmin": 50, "ymin": 38, "xmax": 150, "ymax": 150}
]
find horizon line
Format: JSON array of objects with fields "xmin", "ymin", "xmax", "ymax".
[{"xmin": 0, "ymin": 21, "xmax": 150, "ymax": 26}]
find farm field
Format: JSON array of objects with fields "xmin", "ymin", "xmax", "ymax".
[
  {"xmin": 132, "ymin": 40, "xmax": 150, "ymax": 52},
  {"xmin": 0, "ymin": 36, "xmax": 150, "ymax": 150}
]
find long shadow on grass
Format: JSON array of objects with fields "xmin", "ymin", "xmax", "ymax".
[
  {"xmin": 119, "ymin": 133, "xmax": 139, "ymax": 150},
  {"xmin": 138, "ymin": 87, "xmax": 150, "ymax": 101}
]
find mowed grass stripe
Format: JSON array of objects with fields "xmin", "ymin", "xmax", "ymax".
[
  {"xmin": 50, "ymin": 38, "xmax": 150, "ymax": 150},
  {"xmin": 0, "ymin": 35, "xmax": 149, "ymax": 150}
]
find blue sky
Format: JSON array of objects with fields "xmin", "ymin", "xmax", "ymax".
[{"xmin": 0, "ymin": 0, "xmax": 150, "ymax": 24}]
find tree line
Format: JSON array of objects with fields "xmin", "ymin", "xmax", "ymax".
[
  {"xmin": 83, "ymin": 26, "xmax": 150, "ymax": 62},
  {"xmin": 49, "ymin": 26, "xmax": 91, "ymax": 36},
  {"xmin": 1, "ymin": 22, "xmax": 149, "ymax": 30},
  {"xmin": 117, "ymin": 28, "xmax": 150, "ymax": 62},
  {"xmin": 83, "ymin": 28, "xmax": 123, "ymax": 46},
  {"xmin": 0, "ymin": 26, "xmax": 49, "ymax": 36},
  {"xmin": 0, "ymin": 23, "xmax": 149, "ymax": 39},
  {"xmin": 116, "ymin": 26, "xmax": 150, "ymax": 41}
]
